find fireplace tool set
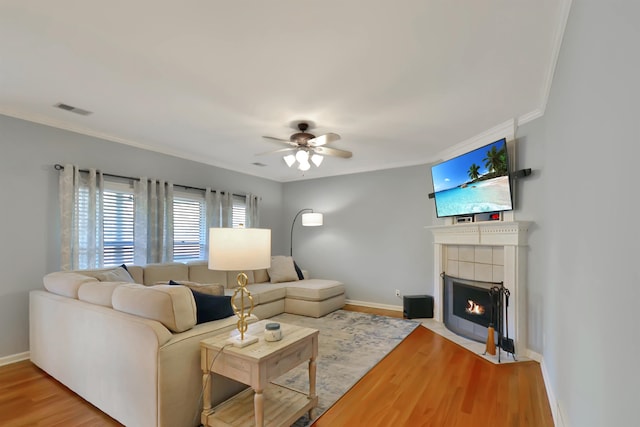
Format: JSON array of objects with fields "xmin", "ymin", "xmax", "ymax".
[{"xmin": 483, "ymin": 283, "xmax": 516, "ymax": 362}]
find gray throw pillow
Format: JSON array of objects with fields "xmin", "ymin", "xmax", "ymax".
[{"xmin": 267, "ymin": 256, "xmax": 299, "ymax": 283}]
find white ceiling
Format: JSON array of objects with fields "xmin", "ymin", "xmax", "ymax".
[{"xmin": 0, "ymin": 1, "xmax": 570, "ymax": 182}]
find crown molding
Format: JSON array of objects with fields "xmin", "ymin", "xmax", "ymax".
[{"xmin": 537, "ymin": 0, "xmax": 574, "ymax": 117}]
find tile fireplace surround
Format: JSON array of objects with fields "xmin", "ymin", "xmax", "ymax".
[{"xmin": 427, "ymin": 221, "xmax": 530, "ymax": 359}]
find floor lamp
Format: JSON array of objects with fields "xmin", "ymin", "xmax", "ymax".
[
  {"xmin": 209, "ymin": 227, "xmax": 271, "ymax": 347},
  {"xmin": 290, "ymin": 209, "xmax": 323, "ymax": 257}
]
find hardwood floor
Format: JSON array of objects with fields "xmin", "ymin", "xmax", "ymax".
[
  {"xmin": 311, "ymin": 326, "xmax": 553, "ymax": 427},
  {"xmin": 0, "ymin": 360, "xmax": 122, "ymax": 427},
  {"xmin": 0, "ymin": 307, "xmax": 552, "ymax": 427}
]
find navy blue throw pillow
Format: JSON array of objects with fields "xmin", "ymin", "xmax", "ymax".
[
  {"xmin": 293, "ymin": 260, "xmax": 304, "ymax": 280},
  {"xmin": 168, "ymin": 281, "xmax": 234, "ymax": 324},
  {"xmin": 191, "ymin": 290, "xmax": 235, "ymax": 324}
]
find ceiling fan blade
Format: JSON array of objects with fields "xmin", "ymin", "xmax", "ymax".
[
  {"xmin": 308, "ymin": 132, "xmax": 341, "ymax": 147},
  {"xmin": 313, "ymin": 146, "xmax": 352, "ymax": 159},
  {"xmin": 256, "ymin": 147, "xmax": 297, "ymax": 156},
  {"xmin": 262, "ymin": 136, "xmax": 297, "ymax": 147}
]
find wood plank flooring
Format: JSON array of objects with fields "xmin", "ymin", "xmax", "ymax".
[
  {"xmin": 0, "ymin": 307, "xmax": 553, "ymax": 426},
  {"xmin": 0, "ymin": 359, "xmax": 122, "ymax": 427},
  {"xmin": 311, "ymin": 326, "xmax": 553, "ymax": 427}
]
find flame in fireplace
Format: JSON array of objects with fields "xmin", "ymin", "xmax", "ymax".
[{"xmin": 466, "ymin": 300, "xmax": 485, "ymax": 315}]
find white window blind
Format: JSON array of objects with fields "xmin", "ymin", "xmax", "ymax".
[
  {"xmin": 232, "ymin": 195, "xmax": 246, "ymax": 228},
  {"xmin": 103, "ymin": 186, "xmax": 134, "ymax": 267},
  {"xmin": 173, "ymin": 193, "xmax": 206, "ymax": 261}
]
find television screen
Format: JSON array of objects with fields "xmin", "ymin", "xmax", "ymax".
[{"xmin": 431, "ymin": 138, "xmax": 513, "ymax": 218}]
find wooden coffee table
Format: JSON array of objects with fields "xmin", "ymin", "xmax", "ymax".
[{"xmin": 200, "ymin": 320, "xmax": 319, "ymax": 427}]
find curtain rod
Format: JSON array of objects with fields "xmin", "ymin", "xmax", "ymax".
[{"xmin": 54, "ymin": 164, "xmax": 246, "ymax": 196}]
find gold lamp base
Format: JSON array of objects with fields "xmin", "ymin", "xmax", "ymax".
[{"xmin": 229, "ymin": 272, "xmax": 257, "ymax": 348}]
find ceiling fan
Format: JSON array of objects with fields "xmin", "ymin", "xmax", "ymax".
[{"xmin": 260, "ymin": 122, "xmax": 352, "ymax": 171}]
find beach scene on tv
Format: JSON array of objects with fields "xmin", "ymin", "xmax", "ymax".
[{"xmin": 431, "ymin": 139, "xmax": 513, "ymax": 217}]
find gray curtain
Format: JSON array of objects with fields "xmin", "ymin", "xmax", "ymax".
[
  {"xmin": 245, "ymin": 194, "xmax": 260, "ymax": 227},
  {"xmin": 59, "ymin": 164, "xmax": 104, "ymax": 270},
  {"xmin": 134, "ymin": 178, "xmax": 174, "ymax": 265}
]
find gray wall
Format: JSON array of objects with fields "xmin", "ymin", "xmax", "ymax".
[
  {"xmin": 0, "ymin": 115, "xmax": 285, "ymax": 358},
  {"xmin": 283, "ymin": 165, "xmax": 435, "ymax": 306},
  {"xmin": 515, "ymin": 1, "xmax": 640, "ymax": 425}
]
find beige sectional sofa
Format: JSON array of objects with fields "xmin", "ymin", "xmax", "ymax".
[{"xmin": 30, "ymin": 260, "xmax": 345, "ymax": 427}]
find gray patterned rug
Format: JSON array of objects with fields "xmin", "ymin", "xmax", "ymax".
[{"xmin": 269, "ymin": 310, "xmax": 420, "ymax": 426}]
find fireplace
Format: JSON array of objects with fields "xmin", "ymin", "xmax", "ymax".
[
  {"xmin": 427, "ymin": 221, "xmax": 530, "ymax": 358},
  {"xmin": 443, "ymin": 275, "xmax": 499, "ymax": 343}
]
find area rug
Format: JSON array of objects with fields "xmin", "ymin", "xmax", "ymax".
[{"xmin": 269, "ymin": 310, "xmax": 420, "ymax": 426}]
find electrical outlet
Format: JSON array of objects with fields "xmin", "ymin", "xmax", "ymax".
[{"xmin": 395, "ymin": 289, "xmax": 401, "ymax": 297}]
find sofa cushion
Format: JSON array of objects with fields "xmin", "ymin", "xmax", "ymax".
[
  {"xmin": 112, "ymin": 284, "xmax": 196, "ymax": 333},
  {"xmin": 168, "ymin": 280, "xmax": 224, "ymax": 296},
  {"xmin": 253, "ymin": 268, "xmax": 270, "ymax": 284},
  {"xmin": 187, "ymin": 261, "xmax": 229, "ymax": 286},
  {"xmin": 191, "ymin": 291, "xmax": 235, "ymax": 324},
  {"xmin": 77, "ymin": 281, "xmax": 126, "ymax": 307},
  {"xmin": 285, "ymin": 279, "xmax": 345, "ymax": 301},
  {"xmin": 268, "ymin": 256, "xmax": 299, "ymax": 283},
  {"xmin": 123, "ymin": 264, "xmax": 144, "ymax": 284},
  {"xmin": 143, "ymin": 263, "xmax": 189, "ymax": 285},
  {"xmin": 244, "ymin": 283, "xmax": 287, "ymax": 305},
  {"xmin": 43, "ymin": 272, "xmax": 99, "ymax": 298}
]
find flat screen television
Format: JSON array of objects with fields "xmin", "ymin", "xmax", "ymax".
[{"xmin": 431, "ymin": 138, "xmax": 513, "ymax": 218}]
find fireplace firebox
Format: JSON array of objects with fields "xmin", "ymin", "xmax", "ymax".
[
  {"xmin": 443, "ymin": 274, "xmax": 500, "ymax": 344},
  {"xmin": 452, "ymin": 282, "xmax": 496, "ymax": 328}
]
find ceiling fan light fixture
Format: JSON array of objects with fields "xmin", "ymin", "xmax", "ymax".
[
  {"xmin": 298, "ymin": 160, "xmax": 311, "ymax": 171},
  {"xmin": 311, "ymin": 154, "xmax": 323, "ymax": 167},
  {"xmin": 283, "ymin": 154, "xmax": 296, "ymax": 167},
  {"xmin": 295, "ymin": 150, "xmax": 309, "ymax": 163}
]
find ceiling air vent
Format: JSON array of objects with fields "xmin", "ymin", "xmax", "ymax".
[
  {"xmin": 54, "ymin": 103, "xmax": 93, "ymax": 116},
  {"xmin": 252, "ymin": 162, "xmax": 267, "ymax": 167}
]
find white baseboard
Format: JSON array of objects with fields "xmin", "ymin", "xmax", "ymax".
[
  {"xmin": 0, "ymin": 351, "xmax": 30, "ymax": 367},
  {"xmin": 345, "ymin": 299, "xmax": 403, "ymax": 312},
  {"xmin": 526, "ymin": 349, "xmax": 543, "ymax": 363},
  {"xmin": 541, "ymin": 356, "xmax": 569, "ymax": 427}
]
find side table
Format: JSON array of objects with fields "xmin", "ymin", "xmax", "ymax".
[{"xmin": 200, "ymin": 320, "xmax": 319, "ymax": 427}]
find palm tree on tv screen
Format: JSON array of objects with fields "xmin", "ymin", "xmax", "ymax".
[
  {"xmin": 468, "ymin": 163, "xmax": 480, "ymax": 181},
  {"xmin": 483, "ymin": 146, "xmax": 508, "ymax": 175}
]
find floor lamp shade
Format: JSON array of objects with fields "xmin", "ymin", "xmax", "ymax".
[
  {"xmin": 208, "ymin": 228, "xmax": 271, "ymax": 271},
  {"xmin": 301, "ymin": 212, "xmax": 323, "ymax": 226}
]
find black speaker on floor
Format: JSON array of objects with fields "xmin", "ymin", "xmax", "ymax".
[{"xmin": 403, "ymin": 295, "xmax": 434, "ymax": 319}]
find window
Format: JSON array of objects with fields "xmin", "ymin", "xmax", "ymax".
[
  {"xmin": 103, "ymin": 182, "xmax": 135, "ymax": 267},
  {"xmin": 171, "ymin": 192, "xmax": 247, "ymax": 261},
  {"xmin": 74, "ymin": 177, "xmax": 249, "ymax": 266},
  {"xmin": 232, "ymin": 195, "xmax": 246, "ymax": 228},
  {"xmin": 173, "ymin": 192, "xmax": 206, "ymax": 261}
]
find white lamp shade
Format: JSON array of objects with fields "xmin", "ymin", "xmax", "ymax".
[
  {"xmin": 298, "ymin": 161, "xmax": 311, "ymax": 171},
  {"xmin": 208, "ymin": 228, "xmax": 271, "ymax": 271},
  {"xmin": 295, "ymin": 150, "xmax": 309, "ymax": 163},
  {"xmin": 301, "ymin": 212, "xmax": 323, "ymax": 226},
  {"xmin": 283, "ymin": 154, "xmax": 296, "ymax": 167},
  {"xmin": 311, "ymin": 154, "xmax": 323, "ymax": 167}
]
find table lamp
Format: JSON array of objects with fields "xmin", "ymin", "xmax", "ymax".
[{"xmin": 209, "ymin": 227, "xmax": 271, "ymax": 347}]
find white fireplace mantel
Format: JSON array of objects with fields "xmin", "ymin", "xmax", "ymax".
[
  {"xmin": 426, "ymin": 220, "xmax": 531, "ymax": 358},
  {"xmin": 427, "ymin": 221, "xmax": 531, "ymax": 247}
]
